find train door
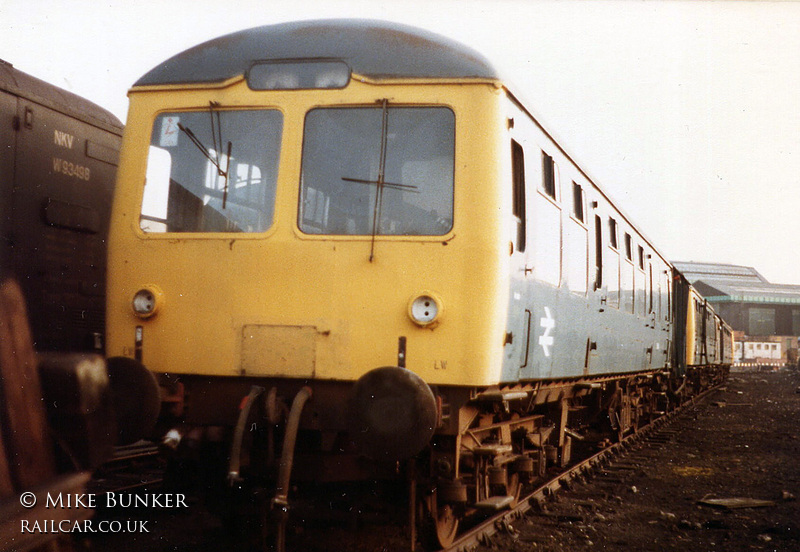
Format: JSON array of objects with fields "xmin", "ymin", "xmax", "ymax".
[
  {"xmin": 0, "ymin": 90, "xmax": 15, "ymax": 273},
  {"xmin": 502, "ymin": 99, "xmax": 547, "ymax": 382},
  {"xmin": 501, "ymin": 137, "xmax": 533, "ymax": 380}
]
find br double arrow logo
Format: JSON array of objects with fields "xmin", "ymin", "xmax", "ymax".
[{"xmin": 538, "ymin": 307, "xmax": 555, "ymax": 357}]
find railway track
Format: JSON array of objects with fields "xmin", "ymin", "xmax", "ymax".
[{"xmin": 438, "ymin": 383, "xmax": 723, "ymax": 552}]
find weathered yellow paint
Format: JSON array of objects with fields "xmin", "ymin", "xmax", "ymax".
[
  {"xmin": 685, "ymin": 290, "xmax": 698, "ymax": 366},
  {"xmin": 240, "ymin": 325, "xmax": 317, "ymax": 377},
  {"xmin": 106, "ymin": 77, "xmax": 513, "ymax": 387}
]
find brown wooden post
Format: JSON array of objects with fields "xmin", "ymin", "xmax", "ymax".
[{"xmin": 0, "ymin": 278, "xmax": 56, "ymax": 492}]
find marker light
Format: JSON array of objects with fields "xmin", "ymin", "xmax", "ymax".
[
  {"xmin": 408, "ymin": 293, "xmax": 442, "ymax": 327},
  {"xmin": 132, "ymin": 286, "xmax": 163, "ymax": 318}
]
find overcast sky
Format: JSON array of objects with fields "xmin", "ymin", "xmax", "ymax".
[{"xmin": 3, "ymin": 0, "xmax": 799, "ymax": 284}]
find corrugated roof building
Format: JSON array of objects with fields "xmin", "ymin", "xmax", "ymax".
[
  {"xmin": 673, "ymin": 262, "xmax": 800, "ymax": 336},
  {"xmin": 673, "ymin": 262, "xmax": 800, "ymax": 366},
  {"xmin": 672, "ymin": 262, "xmax": 769, "ymax": 285}
]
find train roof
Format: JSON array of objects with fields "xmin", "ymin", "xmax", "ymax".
[
  {"xmin": 134, "ymin": 19, "xmax": 499, "ymax": 86},
  {"xmin": 0, "ymin": 60, "xmax": 123, "ymax": 133}
]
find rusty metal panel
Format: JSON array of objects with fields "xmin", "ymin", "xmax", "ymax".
[
  {"xmin": 11, "ymin": 94, "xmax": 119, "ymax": 352},
  {"xmin": 0, "ymin": 62, "xmax": 121, "ymax": 354},
  {"xmin": 0, "ymin": 60, "xmax": 122, "ymax": 132},
  {"xmin": 241, "ymin": 325, "xmax": 316, "ymax": 377}
]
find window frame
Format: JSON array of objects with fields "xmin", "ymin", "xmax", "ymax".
[
  {"xmin": 571, "ymin": 181, "xmax": 585, "ymax": 224},
  {"xmin": 296, "ymin": 104, "xmax": 457, "ymax": 238},
  {"xmin": 541, "ymin": 151, "xmax": 559, "ymax": 202},
  {"xmin": 608, "ymin": 217, "xmax": 619, "ymax": 249},
  {"xmin": 624, "ymin": 233, "xmax": 633, "ymax": 262},
  {"xmin": 140, "ymin": 108, "xmax": 285, "ymax": 235},
  {"xmin": 593, "ymin": 214, "xmax": 603, "ymax": 291},
  {"xmin": 511, "ymin": 140, "xmax": 527, "ymax": 252}
]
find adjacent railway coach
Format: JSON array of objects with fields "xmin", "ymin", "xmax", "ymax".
[{"xmin": 0, "ymin": 60, "xmax": 123, "ymax": 352}]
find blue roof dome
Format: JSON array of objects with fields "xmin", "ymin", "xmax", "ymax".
[{"xmin": 135, "ymin": 19, "xmax": 499, "ymax": 87}]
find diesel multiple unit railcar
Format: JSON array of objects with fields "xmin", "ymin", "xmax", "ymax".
[
  {"xmin": 104, "ymin": 20, "xmax": 731, "ymax": 548},
  {"xmin": 0, "ymin": 60, "xmax": 123, "ymax": 352}
]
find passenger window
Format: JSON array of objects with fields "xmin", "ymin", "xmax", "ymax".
[
  {"xmin": 622, "ymin": 234, "xmax": 634, "ymax": 312},
  {"xmin": 637, "ymin": 246, "xmax": 646, "ymax": 317},
  {"xmin": 624, "ymin": 233, "xmax": 632, "ymax": 261},
  {"xmin": 541, "ymin": 151, "xmax": 558, "ymax": 200},
  {"xmin": 608, "ymin": 218, "xmax": 618, "ymax": 249},
  {"xmin": 572, "ymin": 182, "xmax": 584, "ymax": 223},
  {"xmin": 594, "ymin": 215, "xmax": 603, "ymax": 290},
  {"xmin": 511, "ymin": 140, "xmax": 526, "ymax": 252}
]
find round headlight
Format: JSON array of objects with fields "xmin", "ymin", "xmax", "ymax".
[
  {"xmin": 132, "ymin": 286, "xmax": 162, "ymax": 318},
  {"xmin": 408, "ymin": 293, "xmax": 442, "ymax": 327}
]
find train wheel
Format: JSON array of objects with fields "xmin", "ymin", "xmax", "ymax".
[
  {"xmin": 434, "ymin": 504, "xmax": 459, "ymax": 548},
  {"xmin": 422, "ymin": 491, "xmax": 462, "ymax": 550}
]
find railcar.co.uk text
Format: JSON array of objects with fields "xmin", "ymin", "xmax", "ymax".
[{"xmin": 18, "ymin": 492, "xmax": 188, "ymax": 534}]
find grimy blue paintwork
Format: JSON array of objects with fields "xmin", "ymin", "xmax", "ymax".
[{"xmin": 136, "ymin": 19, "xmax": 499, "ymax": 87}]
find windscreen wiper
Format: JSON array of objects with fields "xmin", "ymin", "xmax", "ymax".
[
  {"xmin": 341, "ymin": 177, "xmax": 419, "ymax": 193},
  {"xmin": 177, "ymin": 101, "xmax": 232, "ymax": 207},
  {"xmin": 179, "ymin": 123, "xmax": 232, "ymax": 208},
  {"xmin": 338, "ymin": 99, "xmax": 421, "ymax": 262}
]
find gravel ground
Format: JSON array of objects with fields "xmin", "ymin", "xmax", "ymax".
[{"xmin": 490, "ymin": 369, "xmax": 800, "ymax": 552}]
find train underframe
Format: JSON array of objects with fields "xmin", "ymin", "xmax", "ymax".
[
  {"xmin": 419, "ymin": 364, "xmax": 727, "ymax": 547},
  {"xmin": 155, "ymin": 364, "xmax": 728, "ymax": 550}
]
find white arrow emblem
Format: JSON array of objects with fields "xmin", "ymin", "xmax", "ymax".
[{"xmin": 539, "ymin": 307, "xmax": 555, "ymax": 357}]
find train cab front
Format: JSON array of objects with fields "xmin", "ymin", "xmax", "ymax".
[{"xmin": 104, "ymin": 22, "xmax": 513, "ymax": 548}]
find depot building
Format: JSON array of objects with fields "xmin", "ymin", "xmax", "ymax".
[{"xmin": 673, "ymin": 261, "xmax": 800, "ymax": 367}]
